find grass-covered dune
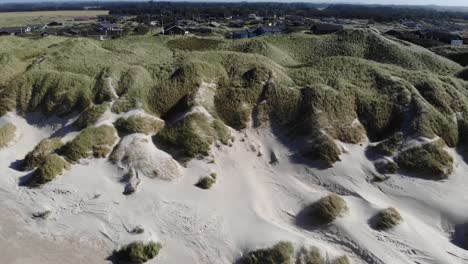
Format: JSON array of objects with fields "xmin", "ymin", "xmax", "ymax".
[{"xmin": 1, "ymin": 29, "xmax": 468, "ymax": 171}]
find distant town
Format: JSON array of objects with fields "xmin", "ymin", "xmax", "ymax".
[{"xmin": 0, "ymin": 1, "xmax": 467, "ymax": 47}]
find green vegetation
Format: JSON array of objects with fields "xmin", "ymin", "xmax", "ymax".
[
  {"xmin": 73, "ymin": 103, "xmax": 109, "ymax": 129},
  {"xmin": 112, "ymin": 241, "xmax": 162, "ymax": 264},
  {"xmin": 240, "ymin": 241, "xmax": 294, "ymax": 264},
  {"xmin": 374, "ymin": 207, "xmax": 403, "ymax": 230},
  {"xmin": 372, "ymin": 132, "xmax": 403, "ymax": 156},
  {"xmin": 1, "ymin": 29, "xmax": 468, "ymax": 168},
  {"xmin": 25, "ymin": 154, "xmax": 70, "ymax": 186},
  {"xmin": 166, "ymin": 37, "xmax": 224, "ymax": 51},
  {"xmin": 114, "ymin": 115, "xmax": 164, "ymax": 135},
  {"xmin": 301, "ymin": 133, "xmax": 341, "ymax": 166},
  {"xmin": 295, "ymin": 246, "xmax": 324, "ymax": 264},
  {"xmin": 60, "ymin": 125, "xmax": 117, "ymax": 163},
  {"xmin": 331, "ymin": 256, "xmax": 350, "ymax": 264},
  {"xmin": 375, "ymin": 160, "xmax": 399, "ymax": 175},
  {"xmin": 156, "ymin": 113, "xmax": 231, "ymax": 159},
  {"xmin": 195, "ymin": 173, "xmax": 217, "ymax": 189},
  {"xmin": 395, "ymin": 140, "xmax": 453, "ymax": 180},
  {"xmin": 212, "ymin": 118, "xmax": 232, "ymax": 145},
  {"xmin": 22, "ymin": 137, "xmax": 63, "ymax": 171},
  {"xmin": 431, "ymin": 45, "xmax": 468, "ymax": 67},
  {"xmin": 307, "ymin": 194, "xmax": 348, "ymax": 224},
  {"xmin": 0, "ymin": 122, "xmax": 16, "ymax": 148},
  {"xmin": 156, "ymin": 113, "xmax": 212, "ymax": 158}
]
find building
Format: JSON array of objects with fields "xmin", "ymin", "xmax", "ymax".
[
  {"xmin": 208, "ymin": 21, "xmax": 221, "ymax": 28},
  {"xmin": 29, "ymin": 24, "xmax": 48, "ymax": 31},
  {"xmin": 0, "ymin": 26, "xmax": 31, "ymax": 36},
  {"xmin": 416, "ymin": 29, "xmax": 463, "ymax": 45},
  {"xmin": 97, "ymin": 23, "xmax": 123, "ymax": 37},
  {"xmin": 163, "ymin": 24, "xmax": 187, "ymax": 35},
  {"xmin": 311, "ymin": 24, "xmax": 344, "ymax": 35},
  {"xmin": 254, "ymin": 26, "xmax": 283, "ymax": 36},
  {"xmin": 98, "ymin": 23, "xmax": 120, "ymax": 31},
  {"xmin": 232, "ymin": 30, "xmax": 249, "ymax": 39},
  {"xmin": 48, "ymin": 21, "xmax": 63, "ymax": 27}
]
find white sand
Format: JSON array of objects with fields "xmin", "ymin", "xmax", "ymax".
[{"xmin": 1, "ymin": 112, "xmax": 468, "ymax": 263}]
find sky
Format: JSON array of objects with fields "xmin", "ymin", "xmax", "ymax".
[{"xmin": 1, "ymin": 0, "xmax": 468, "ymax": 7}]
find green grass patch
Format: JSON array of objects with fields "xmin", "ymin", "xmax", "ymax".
[
  {"xmin": 22, "ymin": 137, "xmax": 63, "ymax": 171},
  {"xmin": 395, "ymin": 140, "xmax": 453, "ymax": 180},
  {"xmin": 60, "ymin": 125, "xmax": 117, "ymax": 163},
  {"xmin": 25, "ymin": 154, "xmax": 70, "ymax": 186},
  {"xmin": 374, "ymin": 207, "xmax": 403, "ymax": 230},
  {"xmin": 0, "ymin": 122, "xmax": 16, "ymax": 148},
  {"xmin": 114, "ymin": 115, "xmax": 164, "ymax": 135},
  {"xmin": 305, "ymin": 194, "xmax": 348, "ymax": 224},
  {"xmin": 195, "ymin": 173, "xmax": 217, "ymax": 189},
  {"xmin": 112, "ymin": 241, "xmax": 162, "ymax": 264},
  {"xmin": 372, "ymin": 132, "xmax": 403, "ymax": 156},
  {"xmin": 240, "ymin": 241, "xmax": 294, "ymax": 264},
  {"xmin": 166, "ymin": 37, "xmax": 224, "ymax": 51},
  {"xmin": 73, "ymin": 102, "xmax": 109, "ymax": 129}
]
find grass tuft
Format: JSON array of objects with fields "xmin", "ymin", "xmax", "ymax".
[
  {"xmin": 114, "ymin": 115, "xmax": 164, "ymax": 136},
  {"xmin": 0, "ymin": 122, "xmax": 16, "ymax": 148},
  {"xmin": 240, "ymin": 241, "xmax": 294, "ymax": 264},
  {"xmin": 112, "ymin": 241, "xmax": 162, "ymax": 264},
  {"xmin": 25, "ymin": 154, "xmax": 70, "ymax": 186},
  {"xmin": 395, "ymin": 140, "xmax": 453, "ymax": 180},
  {"xmin": 195, "ymin": 173, "xmax": 217, "ymax": 189},
  {"xmin": 60, "ymin": 125, "xmax": 117, "ymax": 163},
  {"xmin": 305, "ymin": 194, "xmax": 348, "ymax": 224},
  {"xmin": 22, "ymin": 137, "xmax": 63, "ymax": 171},
  {"xmin": 374, "ymin": 207, "xmax": 403, "ymax": 230}
]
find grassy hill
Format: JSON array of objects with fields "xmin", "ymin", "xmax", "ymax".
[{"xmin": 1, "ymin": 29, "xmax": 468, "ymax": 171}]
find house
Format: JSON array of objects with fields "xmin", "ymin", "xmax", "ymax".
[
  {"xmin": 416, "ymin": 29, "xmax": 463, "ymax": 45},
  {"xmin": 48, "ymin": 21, "xmax": 63, "ymax": 27},
  {"xmin": 0, "ymin": 26, "xmax": 30, "ymax": 36},
  {"xmin": 97, "ymin": 23, "xmax": 123, "ymax": 37},
  {"xmin": 228, "ymin": 22, "xmax": 244, "ymax": 28},
  {"xmin": 311, "ymin": 24, "xmax": 344, "ymax": 35},
  {"xmin": 98, "ymin": 23, "xmax": 120, "ymax": 31},
  {"xmin": 232, "ymin": 26, "xmax": 282, "ymax": 39},
  {"xmin": 163, "ymin": 24, "xmax": 187, "ymax": 35},
  {"xmin": 254, "ymin": 26, "xmax": 283, "ymax": 36},
  {"xmin": 208, "ymin": 21, "xmax": 221, "ymax": 28},
  {"xmin": 232, "ymin": 30, "xmax": 249, "ymax": 39},
  {"xmin": 30, "ymin": 24, "xmax": 48, "ymax": 31}
]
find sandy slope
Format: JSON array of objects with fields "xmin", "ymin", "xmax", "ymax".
[{"xmin": 1, "ymin": 112, "xmax": 468, "ymax": 264}]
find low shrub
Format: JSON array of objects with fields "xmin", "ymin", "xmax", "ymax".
[
  {"xmin": 307, "ymin": 194, "xmax": 348, "ymax": 224},
  {"xmin": 22, "ymin": 137, "xmax": 63, "ymax": 171},
  {"xmin": 240, "ymin": 241, "xmax": 294, "ymax": 264},
  {"xmin": 114, "ymin": 115, "xmax": 164, "ymax": 135},
  {"xmin": 372, "ymin": 132, "xmax": 403, "ymax": 156},
  {"xmin": 375, "ymin": 160, "xmax": 399, "ymax": 174},
  {"xmin": 195, "ymin": 174, "xmax": 216, "ymax": 189},
  {"xmin": 212, "ymin": 118, "xmax": 232, "ymax": 145},
  {"xmin": 25, "ymin": 154, "xmax": 70, "ymax": 186},
  {"xmin": 0, "ymin": 122, "xmax": 16, "ymax": 148},
  {"xmin": 301, "ymin": 134, "xmax": 341, "ymax": 166},
  {"xmin": 112, "ymin": 241, "xmax": 162, "ymax": 264},
  {"xmin": 73, "ymin": 103, "xmax": 109, "ymax": 129},
  {"xmin": 156, "ymin": 113, "xmax": 212, "ymax": 158},
  {"xmin": 295, "ymin": 246, "xmax": 324, "ymax": 264},
  {"xmin": 395, "ymin": 140, "xmax": 453, "ymax": 180},
  {"xmin": 374, "ymin": 207, "xmax": 403, "ymax": 230},
  {"xmin": 60, "ymin": 125, "xmax": 117, "ymax": 163},
  {"xmin": 331, "ymin": 256, "xmax": 350, "ymax": 264}
]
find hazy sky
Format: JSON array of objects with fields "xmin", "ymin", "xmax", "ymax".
[{"xmin": 1, "ymin": 0, "xmax": 468, "ymax": 7}]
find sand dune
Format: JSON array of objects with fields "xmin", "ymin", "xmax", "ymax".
[{"xmin": 1, "ymin": 111, "xmax": 468, "ymax": 264}]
